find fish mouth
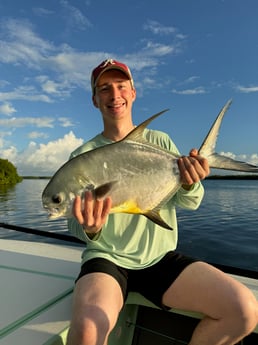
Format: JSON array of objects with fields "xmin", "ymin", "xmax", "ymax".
[{"xmin": 43, "ymin": 206, "xmax": 63, "ymax": 220}]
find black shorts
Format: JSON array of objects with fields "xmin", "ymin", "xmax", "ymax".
[{"xmin": 76, "ymin": 251, "xmax": 198, "ymax": 309}]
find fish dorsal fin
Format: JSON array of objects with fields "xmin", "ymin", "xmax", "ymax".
[{"xmin": 123, "ymin": 109, "xmax": 169, "ymax": 143}]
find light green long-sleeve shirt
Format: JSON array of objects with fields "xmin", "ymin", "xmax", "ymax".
[{"xmin": 67, "ymin": 128, "xmax": 204, "ymax": 269}]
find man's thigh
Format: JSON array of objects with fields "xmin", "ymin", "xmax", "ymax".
[
  {"xmin": 72, "ymin": 272, "xmax": 124, "ymax": 323},
  {"xmin": 162, "ymin": 261, "xmax": 254, "ymax": 318}
]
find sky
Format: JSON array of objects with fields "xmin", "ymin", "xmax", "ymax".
[{"xmin": 0, "ymin": 0, "xmax": 258, "ymax": 176}]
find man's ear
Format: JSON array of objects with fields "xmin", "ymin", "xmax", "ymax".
[
  {"xmin": 92, "ymin": 95, "xmax": 99, "ymax": 108},
  {"xmin": 132, "ymin": 88, "xmax": 136, "ymax": 102}
]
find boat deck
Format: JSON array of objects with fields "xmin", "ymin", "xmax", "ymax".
[{"xmin": 0, "ymin": 239, "xmax": 257, "ymax": 345}]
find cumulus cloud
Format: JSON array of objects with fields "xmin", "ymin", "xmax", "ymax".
[
  {"xmin": 1, "ymin": 131, "xmax": 83, "ymax": 176},
  {"xmin": 0, "ymin": 145, "xmax": 18, "ymax": 163},
  {"xmin": 220, "ymin": 152, "xmax": 258, "ymax": 166}
]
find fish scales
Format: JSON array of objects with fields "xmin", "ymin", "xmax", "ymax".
[{"xmin": 92, "ymin": 140, "xmax": 181, "ymax": 212}]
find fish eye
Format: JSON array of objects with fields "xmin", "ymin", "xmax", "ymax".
[{"xmin": 52, "ymin": 194, "xmax": 62, "ymax": 204}]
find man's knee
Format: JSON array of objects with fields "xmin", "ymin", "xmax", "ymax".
[
  {"xmin": 67, "ymin": 305, "xmax": 112, "ymax": 345},
  {"xmin": 233, "ymin": 290, "xmax": 258, "ymax": 336}
]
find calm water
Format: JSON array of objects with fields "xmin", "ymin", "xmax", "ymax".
[{"xmin": 0, "ymin": 179, "xmax": 258, "ymax": 271}]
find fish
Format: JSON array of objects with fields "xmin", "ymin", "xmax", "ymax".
[{"xmin": 42, "ymin": 100, "xmax": 258, "ymax": 230}]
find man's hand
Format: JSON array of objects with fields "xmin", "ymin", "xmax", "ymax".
[
  {"xmin": 73, "ymin": 191, "xmax": 112, "ymax": 234},
  {"xmin": 178, "ymin": 148, "xmax": 210, "ymax": 187}
]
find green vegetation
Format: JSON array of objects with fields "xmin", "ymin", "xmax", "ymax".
[{"xmin": 0, "ymin": 159, "xmax": 23, "ymax": 185}]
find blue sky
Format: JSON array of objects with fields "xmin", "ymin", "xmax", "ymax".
[{"xmin": 0, "ymin": 0, "xmax": 257, "ymax": 176}]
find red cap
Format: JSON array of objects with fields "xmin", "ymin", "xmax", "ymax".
[{"xmin": 91, "ymin": 59, "xmax": 134, "ymax": 94}]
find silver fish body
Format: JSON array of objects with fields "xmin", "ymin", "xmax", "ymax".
[{"xmin": 42, "ymin": 101, "xmax": 258, "ymax": 230}]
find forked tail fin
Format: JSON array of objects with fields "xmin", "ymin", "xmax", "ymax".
[{"xmin": 199, "ymin": 100, "xmax": 258, "ymax": 173}]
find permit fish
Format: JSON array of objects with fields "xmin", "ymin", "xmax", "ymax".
[{"xmin": 42, "ymin": 100, "xmax": 258, "ymax": 230}]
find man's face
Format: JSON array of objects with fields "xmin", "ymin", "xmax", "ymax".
[{"xmin": 93, "ymin": 69, "xmax": 136, "ymax": 121}]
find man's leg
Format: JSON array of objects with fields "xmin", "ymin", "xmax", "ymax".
[
  {"xmin": 162, "ymin": 261, "xmax": 258, "ymax": 345},
  {"xmin": 66, "ymin": 272, "xmax": 124, "ymax": 345}
]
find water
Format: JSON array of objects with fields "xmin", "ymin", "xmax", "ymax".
[
  {"xmin": 0, "ymin": 179, "xmax": 70, "ymax": 244},
  {"xmin": 0, "ymin": 179, "xmax": 258, "ymax": 271},
  {"xmin": 177, "ymin": 179, "xmax": 258, "ymax": 271}
]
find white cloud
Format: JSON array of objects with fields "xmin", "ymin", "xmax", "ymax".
[
  {"xmin": 59, "ymin": 0, "xmax": 92, "ymax": 30},
  {"xmin": 220, "ymin": 152, "xmax": 258, "ymax": 166},
  {"xmin": 172, "ymin": 87, "xmax": 207, "ymax": 95},
  {"xmin": 0, "ymin": 18, "xmax": 53, "ymax": 68},
  {"xmin": 0, "ymin": 17, "xmax": 185, "ymax": 101},
  {"xmin": 250, "ymin": 154, "xmax": 258, "ymax": 166},
  {"xmin": 2, "ymin": 131, "xmax": 83, "ymax": 176},
  {"xmin": 143, "ymin": 20, "xmax": 177, "ymax": 35},
  {"xmin": 0, "ymin": 86, "xmax": 52, "ymax": 103},
  {"xmin": 41, "ymin": 80, "xmax": 63, "ymax": 94},
  {"xmin": 143, "ymin": 41, "xmax": 175, "ymax": 56},
  {"xmin": 0, "ymin": 116, "xmax": 55, "ymax": 128},
  {"xmin": 180, "ymin": 76, "xmax": 200, "ymax": 85},
  {"xmin": 27, "ymin": 131, "xmax": 49, "ymax": 139},
  {"xmin": 0, "ymin": 145, "xmax": 18, "ymax": 163},
  {"xmin": 58, "ymin": 117, "xmax": 75, "ymax": 127},
  {"xmin": 33, "ymin": 7, "xmax": 54, "ymax": 17},
  {"xmin": 36, "ymin": 75, "xmax": 72, "ymax": 97},
  {"xmin": 0, "ymin": 102, "xmax": 17, "ymax": 115},
  {"xmin": 235, "ymin": 85, "xmax": 258, "ymax": 93}
]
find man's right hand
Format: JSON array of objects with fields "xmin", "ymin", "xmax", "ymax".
[{"xmin": 73, "ymin": 191, "xmax": 112, "ymax": 234}]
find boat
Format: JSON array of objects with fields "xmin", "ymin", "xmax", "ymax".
[{"xmin": 0, "ymin": 223, "xmax": 257, "ymax": 345}]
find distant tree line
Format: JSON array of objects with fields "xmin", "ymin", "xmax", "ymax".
[{"xmin": 0, "ymin": 158, "xmax": 23, "ymax": 185}]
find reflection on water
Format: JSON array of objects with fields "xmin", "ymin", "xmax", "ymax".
[
  {"xmin": 0, "ymin": 184, "xmax": 16, "ymax": 202},
  {"xmin": 0, "ymin": 179, "xmax": 69, "ymax": 244},
  {"xmin": 0, "ymin": 179, "xmax": 258, "ymax": 270}
]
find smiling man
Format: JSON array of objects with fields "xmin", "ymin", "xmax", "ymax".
[{"xmin": 66, "ymin": 59, "xmax": 258, "ymax": 345}]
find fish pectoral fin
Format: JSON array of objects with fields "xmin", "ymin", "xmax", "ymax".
[
  {"xmin": 145, "ymin": 209, "xmax": 173, "ymax": 231},
  {"xmin": 93, "ymin": 181, "xmax": 117, "ymax": 199}
]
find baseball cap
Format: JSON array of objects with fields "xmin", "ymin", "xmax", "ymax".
[{"xmin": 91, "ymin": 59, "xmax": 134, "ymax": 94}]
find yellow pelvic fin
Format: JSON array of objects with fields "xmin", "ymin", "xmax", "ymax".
[{"xmin": 111, "ymin": 200, "xmax": 173, "ymax": 231}]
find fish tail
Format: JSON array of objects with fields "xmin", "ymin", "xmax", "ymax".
[{"xmin": 199, "ymin": 100, "xmax": 258, "ymax": 173}]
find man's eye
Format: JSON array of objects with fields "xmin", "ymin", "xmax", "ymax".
[{"xmin": 99, "ymin": 86, "xmax": 109, "ymax": 92}]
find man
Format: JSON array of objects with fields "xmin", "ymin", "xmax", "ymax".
[{"xmin": 66, "ymin": 59, "xmax": 258, "ymax": 345}]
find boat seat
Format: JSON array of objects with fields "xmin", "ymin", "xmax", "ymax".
[{"xmin": 126, "ymin": 272, "xmax": 258, "ymax": 334}]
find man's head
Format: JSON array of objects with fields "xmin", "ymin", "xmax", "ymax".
[{"xmin": 91, "ymin": 59, "xmax": 134, "ymax": 95}]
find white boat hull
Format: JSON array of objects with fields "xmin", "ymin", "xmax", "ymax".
[{"xmin": 0, "ymin": 238, "xmax": 257, "ymax": 345}]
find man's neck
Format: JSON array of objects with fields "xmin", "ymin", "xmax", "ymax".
[{"xmin": 102, "ymin": 121, "xmax": 135, "ymax": 142}]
